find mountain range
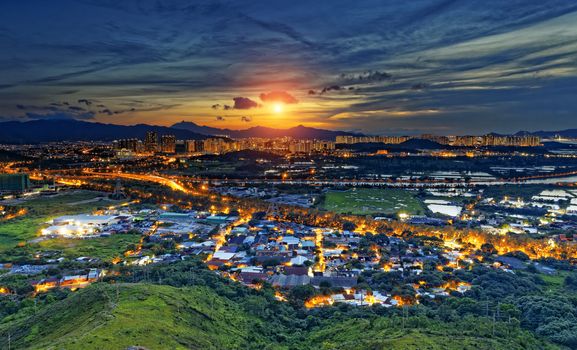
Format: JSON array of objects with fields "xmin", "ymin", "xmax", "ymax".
[
  {"xmin": 517, "ymin": 129, "xmax": 577, "ymax": 139},
  {"xmin": 171, "ymin": 121, "xmax": 360, "ymax": 140},
  {"xmin": 0, "ymin": 119, "xmax": 575, "ymax": 144},
  {"xmin": 0, "ymin": 119, "xmax": 360, "ymax": 143},
  {"xmin": 0, "ymin": 119, "xmax": 207, "ymax": 144}
]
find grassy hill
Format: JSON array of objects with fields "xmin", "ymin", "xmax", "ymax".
[
  {"xmin": 303, "ymin": 318, "xmax": 558, "ymax": 350},
  {"xmin": 0, "ymin": 283, "xmax": 277, "ymax": 350},
  {"xmin": 0, "ymin": 280, "xmax": 560, "ymax": 350}
]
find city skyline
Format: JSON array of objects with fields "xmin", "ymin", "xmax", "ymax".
[{"xmin": 1, "ymin": 1, "xmax": 577, "ymax": 135}]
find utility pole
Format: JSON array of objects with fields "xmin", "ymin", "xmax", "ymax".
[{"xmin": 492, "ymin": 310, "xmax": 496, "ymax": 337}]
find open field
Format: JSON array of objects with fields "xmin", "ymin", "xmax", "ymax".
[
  {"xmin": 32, "ymin": 234, "xmax": 141, "ymax": 260},
  {"xmin": 321, "ymin": 188, "xmax": 425, "ymax": 215},
  {"xmin": 0, "ymin": 191, "xmax": 135, "ymax": 261},
  {"xmin": 0, "ymin": 191, "xmax": 111, "ymax": 251},
  {"xmin": 540, "ymin": 272, "xmax": 570, "ymax": 292},
  {"xmin": 482, "ymin": 184, "xmax": 554, "ymax": 201}
]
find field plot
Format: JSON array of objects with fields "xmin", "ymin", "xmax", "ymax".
[
  {"xmin": 321, "ymin": 188, "xmax": 424, "ymax": 215},
  {"xmin": 33, "ymin": 234, "xmax": 141, "ymax": 261},
  {"xmin": 0, "ymin": 191, "xmax": 134, "ymax": 261}
]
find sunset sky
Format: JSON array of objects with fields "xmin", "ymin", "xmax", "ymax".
[{"xmin": 1, "ymin": 1, "xmax": 577, "ymax": 134}]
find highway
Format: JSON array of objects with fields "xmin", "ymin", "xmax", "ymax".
[{"xmin": 46, "ymin": 168, "xmax": 577, "ymax": 190}]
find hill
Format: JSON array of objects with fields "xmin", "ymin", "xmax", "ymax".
[
  {"xmin": 338, "ymin": 139, "xmax": 447, "ymax": 152},
  {"xmin": 517, "ymin": 129, "xmax": 577, "ymax": 139},
  {"xmin": 0, "ymin": 258, "xmax": 560, "ymax": 350},
  {"xmin": 171, "ymin": 121, "xmax": 361, "ymax": 140},
  {"xmin": 0, "ymin": 283, "xmax": 276, "ymax": 350},
  {"xmin": 398, "ymin": 138, "xmax": 445, "ymax": 150},
  {"xmin": 0, "ymin": 283, "xmax": 556, "ymax": 350},
  {"xmin": 0, "ymin": 120, "xmax": 208, "ymax": 144},
  {"xmin": 197, "ymin": 149, "xmax": 283, "ymax": 162},
  {"xmin": 304, "ymin": 317, "xmax": 557, "ymax": 350}
]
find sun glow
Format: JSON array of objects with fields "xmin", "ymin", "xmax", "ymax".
[{"xmin": 273, "ymin": 103, "xmax": 284, "ymax": 113}]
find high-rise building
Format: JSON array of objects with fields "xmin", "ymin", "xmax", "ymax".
[
  {"xmin": 336, "ymin": 134, "xmax": 540, "ymax": 147},
  {"xmin": 313, "ymin": 140, "xmax": 335, "ymax": 152},
  {"xmin": 0, "ymin": 173, "xmax": 31, "ymax": 193},
  {"xmin": 160, "ymin": 135, "xmax": 176, "ymax": 154},
  {"xmin": 185, "ymin": 140, "xmax": 204, "ymax": 153},
  {"xmin": 335, "ymin": 135, "xmax": 410, "ymax": 144},
  {"xmin": 114, "ymin": 138, "xmax": 142, "ymax": 152},
  {"xmin": 203, "ymin": 138, "xmax": 232, "ymax": 154},
  {"xmin": 145, "ymin": 131, "xmax": 158, "ymax": 152},
  {"xmin": 175, "ymin": 140, "xmax": 186, "ymax": 154}
]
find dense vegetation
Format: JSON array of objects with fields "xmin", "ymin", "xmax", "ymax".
[{"xmin": 1, "ymin": 259, "xmax": 573, "ymax": 349}]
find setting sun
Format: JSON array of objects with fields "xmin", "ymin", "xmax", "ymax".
[{"xmin": 273, "ymin": 103, "xmax": 283, "ymax": 113}]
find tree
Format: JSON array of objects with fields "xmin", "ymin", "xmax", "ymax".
[
  {"xmin": 289, "ymin": 285, "xmax": 316, "ymax": 301},
  {"xmin": 564, "ymin": 272, "xmax": 577, "ymax": 291}
]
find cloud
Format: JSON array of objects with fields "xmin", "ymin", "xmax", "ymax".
[
  {"xmin": 25, "ymin": 111, "xmax": 95, "ymax": 120},
  {"xmin": 68, "ymin": 106, "xmax": 86, "ymax": 112},
  {"xmin": 232, "ymin": 97, "xmax": 260, "ymax": 110},
  {"xmin": 215, "ymin": 116, "xmax": 225, "ymax": 121},
  {"xmin": 3, "ymin": 1, "xmax": 577, "ymax": 134},
  {"xmin": 340, "ymin": 71, "xmax": 393, "ymax": 83},
  {"xmin": 77, "ymin": 99, "xmax": 94, "ymax": 106},
  {"xmin": 240, "ymin": 116, "xmax": 252, "ymax": 122},
  {"xmin": 411, "ymin": 83, "xmax": 429, "ymax": 90},
  {"xmin": 320, "ymin": 85, "xmax": 342, "ymax": 94},
  {"xmin": 259, "ymin": 91, "xmax": 298, "ymax": 104},
  {"xmin": 16, "ymin": 104, "xmax": 60, "ymax": 112}
]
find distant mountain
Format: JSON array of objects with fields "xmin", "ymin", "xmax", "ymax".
[
  {"xmin": 397, "ymin": 138, "xmax": 445, "ymax": 150},
  {"xmin": 516, "ymin": 129, "xmax": 577, "ymax": 138},
  {"xmin": 337, "ymin": 139, "xmax": 447, "ymax": 152},
  {"xmin": 171, "ymin": 121, "xmax": 362, "ymax": 140},
  {"xmin": 0, "ymin": 119, "xmax": 208, "ymax": 144}
]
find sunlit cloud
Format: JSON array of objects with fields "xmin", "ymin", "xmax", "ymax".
[{"xmin": 2, "ymin": 1, "xmax": 577, "ymax": 133}]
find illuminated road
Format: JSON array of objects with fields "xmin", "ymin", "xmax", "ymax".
[
  {"xmin": 172, "ymin": 172, "xmax": 577, "ymax": 188},
  {"xmin": 83, "ymin": 172, "xmax": 191, "ymax": 194},
  {"xmin": 46, "ymin": 168, "xmax": 577, "ymax": 191}
]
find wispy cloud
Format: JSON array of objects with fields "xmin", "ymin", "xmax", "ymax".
[{"xmin": 1, "ymin": 0, "xmax": 577, "ymax": 133}]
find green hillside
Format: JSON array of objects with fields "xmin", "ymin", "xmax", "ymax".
[
  {"xmin": 303, "ymin": 318, "xmax": 558, "ymax": 350},
  {"xmin": 0, "ymin": 280, "xmax": 559, "ymax": 350},
  {"xmin": 0, "ymin": 283, "xmax": 276, "ymax": 350}
]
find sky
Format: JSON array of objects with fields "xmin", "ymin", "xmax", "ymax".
[{"xmin": 1, "ymin": 0, "xmax": 577, "ymax": 135}]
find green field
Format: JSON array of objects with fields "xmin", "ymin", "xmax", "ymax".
[
  {"xmin": 32, "ymin": 234, "xmax": 141, "ymax": 261},
  {"xmin": 0, "ymin": 191, "xmax": 109, "ymax": 249},
  {"xmin": 321, "ymin": 188, "xmax": 425, "ymax": 215},
  {"xmin": 0, "ymin": 191, "xmax": 137, "ymax": 262}
]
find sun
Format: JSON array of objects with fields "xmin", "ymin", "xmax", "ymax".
[{"xmin": 273, "ymin": 103, "xmax": 284, "ymax": 113}]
